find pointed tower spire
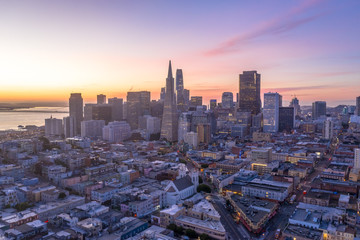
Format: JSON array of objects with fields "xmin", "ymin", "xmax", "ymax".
[{"xmin": 168, "ymin": 60, "xmax": 173, "ymax": 78}]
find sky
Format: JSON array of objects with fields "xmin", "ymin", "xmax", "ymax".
[{"xmin": 0, "ymin": 0, "xmax": 359, "ymax": 106}]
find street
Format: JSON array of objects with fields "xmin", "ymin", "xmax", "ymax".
[{"xmin": 211, "ymin": 194, "xmax": 250, "ymax": 240}]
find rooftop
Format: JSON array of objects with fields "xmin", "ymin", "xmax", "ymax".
[{"xmin": 176, "ymin": 215, "xmax": 225, "ymax": 232}]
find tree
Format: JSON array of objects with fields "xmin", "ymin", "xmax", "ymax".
[
  {"xmin": 185, "ymin": 229, "xmax": 198, "ymax": 238},
  {"xmin": 201, "ymin": 164, "xmax": 209, "ymax": 169},
  {"xmin": 167, "ymin": 223, "xmax": 177, "ymax": 232},
  {"xmin": 39, "ymin": 136, "xmax": 51, "ymax": 150},
  {"xmin": 197, "ymin": 184, "xmax": 211, "ymax": 193},
  {"xmin": 199, "ymin": 176, "xmax": 203, "ymax": 184},
  {"xmin": 58, "ymin": 192, "xmax": 66, "ymax": 199},
  {"xmin": 199, "ymin": 233, "xmax": 211, "ymax": 240}
]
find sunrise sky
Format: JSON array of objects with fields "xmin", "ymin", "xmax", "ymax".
[{"xmin": 0, "ymin": 0, "xmax": 359, "ymax": 106}]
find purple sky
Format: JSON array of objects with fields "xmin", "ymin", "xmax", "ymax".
[{"xmin": 0, "ymin": 0, "xmax": 359, "ymax": 106}]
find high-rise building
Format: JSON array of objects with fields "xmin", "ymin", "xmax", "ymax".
[
  {"xmin": 289, "ymin": 97, "xmax": 301, "ymax": 117},
  {"xmin": 356, "ymin": 96, "xmax": 360, "ymax": 116},
  {"xmin": 63, "ymin": 116, "xmax": 76, "ymax": 138},
  {"xmin": 312, "ymin": 101, "xmax": 326, "ymax": 120},
  {"xmin": 102, "ymin": 121, "xmax": 131, "ymax": 143},
  {"xmin": 108, "ymin": 97, "xmax": 123, "ymax": 121},
  {"xmin": 210, "ymin": 99, "xmax": 217, "ymax": 110},
  {"xmin": 354, "ymin": 148, "xmax": 360, "ymax": 169},
  {"xmin": 69, "ymin": 93, "xmax": 83, "ymax": 135},
  {"xmin": 92, "ymin": 104, "xmax": 112, "ymax": 124},
  {"xmin": 81, "ymin": 120, "xmax": 105, "ymax": 138},
  {"xmin": 197, "ymin": 123, "xmax": 211, "ymax": 144},
  {"xmin": 183, "ymin": 89, "xmax": 190, "ymax": 107},
  {"xmin": 263, "ymin": 92, "xmax": 281, "ymax": 133},
  {"xmin": 184, "ymin": 132, "xmax": 198, "ymax": 149},
  {"xmin": 235, "ymin": 111, "xmax": 252, "ymax": 136},
  {"xmin": 178, "ymin": 112, "xmax": 192, "ymax": 142},
  {"xmin": 45, "ymin": 117, "xmax": 63, "ymax": 137},
  {"xmin": 160, "ymin": 87, "xmax": 166, "ymax": 101},
  {"xmin": 139, "ymin": 115, "xmax": 161, "ymax": 140},
  {"xmin": 239, "ymin": 71, "xmax": 261, "ymax": 115},
  {"xmin": 160, "ymin": 61, "xmax": 178, "ymax": 142},
  {"xmin": 323, "ymin": 118, "xmax": 334, "ymax": 140},
  {"xmin": 222, "ymin": 92, "xmax": 234, "ymax": 109},
  {"xmin": 97, "ymin": 94, "xmax": 106, "ymax": 104},
  {"xmin": 279, "ymin": 107, "xmax": 295, "ymax": 132},
  {"xmin": 126, "ymin": 91, "xmax": 151, "ymax": 129},
  {"xmin": 176, "ymin": 69, "xmax": 186, "ymax": 112},
  {"xmin": 84, "ymin": 104, "xmax": 96, "ymax": 121},
  {"xmin": 190, "ymin": 96, "xmax": 202, "ymax": 107},
  {"xmin": 150, "ymin": 100, "xmax": 164, "ymax": 118}
]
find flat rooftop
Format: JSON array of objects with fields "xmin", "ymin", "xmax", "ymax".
[
  {"xmin": 231, "ymin": 195, "xmax": 276, "ymax": 226},
  {"xmin": 176, "ymin": 215, "xmax": 225, "ymax": 233}
]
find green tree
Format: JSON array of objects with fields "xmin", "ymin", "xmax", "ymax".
[
  {"xmin": 199, "ymin": 176, "xmax": 203, "ymax": 184},
  {"xmin": 185, "ymin": 229, "xmax": 198, "ymax": 238},
  {"xmin": 199, "ymin": 233, "xmax": 211, "ymax": 240},
  {"xmin": 201, "ymin": 164, "xmax": 209, "ymax": 168},
  {"xmin": 197, "ymin": 184, "xmax": 211, "ymax": 193},
  {"xmin": 58, "ymin": 192, "xmax": 66, "ymax": 199}
]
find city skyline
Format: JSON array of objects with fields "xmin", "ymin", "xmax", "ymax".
[{"xmin": 1, "ymin": 0, "xmax": 359, "ymax": 106}]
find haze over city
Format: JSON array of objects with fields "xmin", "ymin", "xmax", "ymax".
[{"xmin": 1, "ymin": 0, "xmax": 360, "ymax": 106}]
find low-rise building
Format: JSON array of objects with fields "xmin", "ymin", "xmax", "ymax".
[{"xmin": 228, "ymin": 195, "xmax": 277, "ymax": 233}]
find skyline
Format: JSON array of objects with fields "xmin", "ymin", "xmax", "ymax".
[{"xmin": 1, "ymin": 0, "xmax": 360, "ymax": 106}]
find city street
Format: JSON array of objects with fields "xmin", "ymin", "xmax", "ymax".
[{"xmin": 210, "ymin": 194, "xmax": 250, "ymax": 240}]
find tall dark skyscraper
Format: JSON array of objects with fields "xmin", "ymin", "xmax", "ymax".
[
  {"xmin": 97, "ymin": 94, "xmax": 106, "ymax": 104},
  {"xmin": 69, "ymin": 93, "xmax": 83, "ymax": 135},
  {"xmin": 176, "ymin": 69, "xmax": 186, "ymax": 112},
  {"xmin": 239, "ymin": 71, "xmax": 261, "ymax": 115},
  {"xmin": 161, "ymin": 61, "xmax": 178, "ymax": 141},
  {"xmin": 92, "ymin": 104, "xmax": 112, "ymax": 124},
  {"xmin": 356, "ymin": 96, "xmax": 360, "ymax": 116},
  {"xmin": 279, "ymin": 107, "xmax": 295, "ymax": 132},
  {"xmin": 222, "ymin": 92, "xmax": 234, "ymax": 109},
  {"xmin": 312, "ymin": 101, "xmax": 326, "ymax": 120},
  {"xmin": 127, "ymin": 91, "xmax": 151, "ymax": 129}
]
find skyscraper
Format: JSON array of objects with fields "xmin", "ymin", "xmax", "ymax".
[
  {"xmin": 126, "ymin": 91, "xmax": 151, "ymax": 129},
  {"xmin": 108, "ymin": 97, "xmax": 123, "ymax": 121},
  {"xmin": 210, "ymin": 99, "xmax": 217, "ymax": 110},
  {"xmin": 160, "ymin": 60, "xmax": 178, "ymax": 142},
  {"xmin": 239, "ymin": 71, "xmax": 261, "ymax": 115},
  {"xmin": 69, "ymin": 93, "xmax": 83, "ymax": 135},
  {"xmin": 279, "ymin": 107, "xmax": 295, "ymax": 132},
  {"xmin": 356, "ymin": 96, "xmax": 360, "ymax": 116},
  {"xmin": 190, "ymin": 96, "xmax": 202, "ymax": 107},
  {"xmin": 183, "ymin": 89, "xmax": 190, "ymax": 108},
  {"xmin": 222, "ymin": 92, "xmax": 234, "ymax": 109},
  {"xmin": 45, "ymin": 117, "xmax": 63, "ymax": 137},
  {"xmin": 323, "ymin": 118, "xmax": 333, "ymax": 140},
  {"xmin": 312, "ymin": 101, "xmax": 326, "ymax": 120},
  {"xmin": 92, "ymin": 104, "xmax": 112, "ymax": 124},
  {"xmin": 263, "ymin": 92, "xmax": 281, "ymax": 133},
  {"xmin": 176, "ymin": 69, "xmax": 186, "ymax": 112},
  {"xmin": 63, "ymin": 116, "xmax": 76, "ymax": 138},
  {"xmin": 160, "ymin": 87, "xmax": 166, "ymax": 101},
  {"xmin": 97, "ymin": 94, "xmax": 106, "ymax": 104},
  {"xmin": 178, "ymin": 112, "xmax": 192, "ymax": 142},
  {"xmin": 289, "ymin": 96, "xmax": 301, "ymax": 117}
]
